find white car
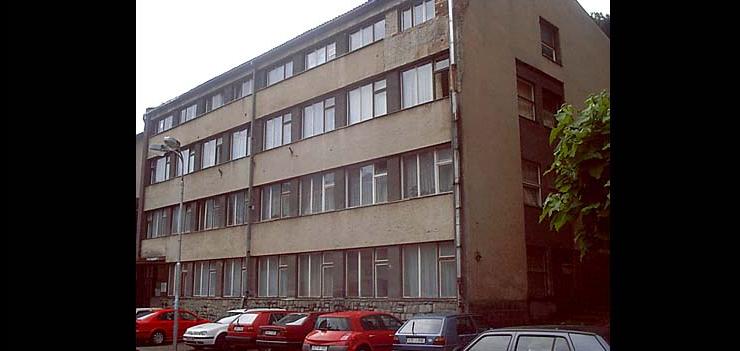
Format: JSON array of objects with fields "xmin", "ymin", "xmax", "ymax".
[{"xmin": 183, "ymin": 308, "xmax": 285, "ymax": 349}]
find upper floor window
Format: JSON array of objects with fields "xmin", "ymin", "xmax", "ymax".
[
  {"xmin": 402, "ymin": 63, "xmax": 433, "ymax": 108},
  {"xmin": 209, "ymin": 93, "xmax": 224, "ymax": 111},
  {"xmin": 347, "ymin": 161, "xmax": 387, "ymax": 207},
  {"xmin": 264, "ymin": 114, "xmax": 292, "ymax": 150},
  {"xmin": 348, "ymin": 79, "xmax": 387, "ymax": 125},
  {"xmin": 350, "ymin": 19, "xmax": 385, "ymax": 52},
  {"xmin": 303, "ymin": 98, "xmax": 335, "ymax": 138},
  {"xmin": 300, "ymin": 172, "xmax": 335, "ymax": 215},
  {"xmin": 226, "ymin": 190, "xmax": 248, "ymax": 226},
  {"xmin": 175, "ymin": 148, "xmax": 192, "ymax": 177},
  {"xmin": 156, "ymin": 115, "xmax": 173, "ymax": 134},
  {"xmin": 153, "ymin": 156, "xmax": 170, "ymax": 183},
  {"xmin": 238, "ymin": 78, "xmax": 254, "ymax": 98},
  {"xmin": 403, "ymin": 241, "xmax": 456, "ymax": 298},
  {"xmin": 517, "ymin": 78, "xmax": 535, "ymax": 121},
  {"xmin": 267, "ymin": 61, "xmax": 294, "ymax": 86},
  {"xmin": 522, "ymin": 160, "xmax": 541, "ymax": 207},
  {"xmin": 541, "ymin": 88, "xmax": 562, "ymax": 128},
  {"xmin": 261, "ymin": 182, "xmax": 292, "ymax": 220},
  {"xmin": 146, "ymin": 208, "xmax": 171, "ymax": 238},
  {"xmin": 231, "ymin": 127, "xmax": 250, "ymax": 160},
  {"xmin": 180, "ymin": 104, "xmax": 197, "ymax": 123},
  {"xmin": 402, "ymin": 0, "xmax": 435, "ymax": 31},
  {"xmin": 402, "ymin": 147, "xmax": 453, "ymax": 199},
  {"xmin": 540, "ymin": 18, "xmax": 561, "ymax": 63},
  {"xmin": 202, "ymin": 139, "xmax": 217, "ymax": 169},
  {"xmin": 306, "ymin": 42, "xmax": 337, "ymax": 70}
]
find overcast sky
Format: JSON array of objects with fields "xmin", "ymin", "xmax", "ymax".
[{"xmin": 136, "ymin": 0, "xmax": 609, "ymax": 134}]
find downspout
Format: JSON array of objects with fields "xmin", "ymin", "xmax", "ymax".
[
  {"xmin": 447, "ymin": 0, "xmax": 467, "ymax": 313},
  {"xmin": 241, "ymin": 63, "xmax": 258, "ymax": 308}
]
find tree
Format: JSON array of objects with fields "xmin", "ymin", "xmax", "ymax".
[
  {"xmin": 539, "ymin": 91, "xmax": 610, "ymax": 259},
  {"xmin": 590, "ymin": 12, "xmax": 610, "ymax": 38}
]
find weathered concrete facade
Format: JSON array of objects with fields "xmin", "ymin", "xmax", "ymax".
[{"xmin": 136, "ymin": 0, "xmax": 609, "ymax": 326}]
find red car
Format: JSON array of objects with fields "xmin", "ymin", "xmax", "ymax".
[
  {"xmin": 226, "ymin": 309, "xmax": 292, "ymax": 350},
  {"xmin": 303, "ymin": 311, "xmax": 403, "ymax": 351},
  {"xmin": 135, "ymin": 308, "xmax": 210, "ymax": 346},
  {"xmin": 257, "ymin": 312, "xmax": 329, "ymax": 351}
]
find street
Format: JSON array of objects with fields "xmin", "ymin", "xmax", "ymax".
[{"xmin": 137, "ymin": 343, "xmax": 198, "ymax": 351}]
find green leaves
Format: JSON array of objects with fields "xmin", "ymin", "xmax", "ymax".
[{"xmin": 539, "ymin": 91, "xmax": 610, "ymax": 260}]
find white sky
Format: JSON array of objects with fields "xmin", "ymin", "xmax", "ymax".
[{"xmin": 136, "ymin": 0, "xmax": 609, "ymax": 134}]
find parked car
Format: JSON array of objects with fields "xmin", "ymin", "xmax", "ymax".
[
  {"xmin": 136, "ymin": 307, "xmax": 162, "ymax": 318},
  {"xmin": 393, "ymin": 313, "xmax": 489, "ymax": 351},
  {"xmin": 461, "ymin": 326, "xmax": 610, "ymax": 351},
  {"xmin": 303, "ymin": 311, "xmax": 403, "ymax": 351},
  {"xmin": 226, "ymin": 308, "xmax": 290, "ymax": 350},
  {"xmin": 182, "ymin": 309, "xmax": 249, "ymax": 349},
  {"xmin": 136, "ymin": 308, "xmax": 210, "ymax": 346},
  {"xmin": 256, "ymin": 312, "xmax": 329, "ymax": 351}
]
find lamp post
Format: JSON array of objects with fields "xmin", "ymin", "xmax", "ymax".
[{"xmin": 150, "ymin": 136, "xmax": 184, "ymax": 350}]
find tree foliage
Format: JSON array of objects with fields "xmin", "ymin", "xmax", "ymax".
[
  {"xmin": 590, "ymin": 12, "xmax": 610, "ymax": 38},
  {"xmin": 539, "ymin": 91, "xmax": 610, "ymax": 259}
]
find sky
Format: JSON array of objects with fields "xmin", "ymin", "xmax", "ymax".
[{"xmin": 136, "ymin": 0, "xmax": 609, "ymax": 134}]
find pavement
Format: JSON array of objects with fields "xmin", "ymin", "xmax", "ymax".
[{"xmin": 136, "ymin": 342, "xmax": 197, "ymax": 351}]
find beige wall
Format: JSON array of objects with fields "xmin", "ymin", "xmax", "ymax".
[
  {"xmin": 456, "ymin": 0, "xmax": 609, "ymax": 305},
  {"xmin": 141, "ymin": 225, "xmax": 248, "ymax": 262},
  {"xmin": 147, "ymin": 96, "xmax": 253, "ymax": 160},
  {"xmin": 254, "ymin": 99, "xmax": 451, "ymax": 186},
  {"xmin": 144, "ymin": 156, "xmax": 250, "ymax": 210},
  {"xmin": 251, "ymin": 194, "xmax": 454, "ymax": 256}
]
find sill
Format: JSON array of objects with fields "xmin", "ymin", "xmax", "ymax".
[
  {"xmin": 542, "ymin": 54, "xmax": 563, "ymax": 67},
  {"xmin": 149, "ymin": 93, "xmax": 254, "ymax": 137},
  {"xmin": 143, "ymin": 223, "xmax": 249, "ymax": 241},
  {"xmin": 146, "ymin": 155, "xmax": 251, "ymax": 188}
]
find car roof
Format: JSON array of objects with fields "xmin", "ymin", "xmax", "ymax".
[
  {"xmin": 319, "ymin": 310, "xmax": 388, "ymax": 318},
  {"xmin": 488, "ymin": 325, "xmax": 604, "ymax": 335},
  {"xmin": 242, "ymin": 308, "xmax": 287, "ymax": 313},
  {"xmin": 406, "ymin": 312, "xmax": 476, "ymax": 319}
]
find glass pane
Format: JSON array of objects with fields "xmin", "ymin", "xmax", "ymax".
[
  {"xmin": 324, "ymin": 173, "xmax": 335, "ymax": 211},
  {"xmin": 440, "ymin": 241, "xmax": 455, "ymax": 256},
  {"xmin": 402, "ymin": 68, "xmax": 417, "ymax": 108},
  {"xmin": 346, "ymin": 251, "xmax": 359, "ymax": 297},
  {"xmin": 403, "ymin": 245, "xmax": 419, "ymax": 297},
  {"xmin": 438, "ymin": 163, "xmax": 453, "ymax": 192},
  {"xmin": 374, "ymin": 19, "xmax": 385, "ymax": 40},
  {"xmin": 299, "ymin": 254, "xmax": 309, "ymax": 296},
  {"xmin": 361, "ymin": 165, "xmax": 373, "ymax": 205},
  {"xmin": 403, "ymin": 155, "xmax": 418, "ymax": 198},
  {"xmin": 517, "ymin": 79, "xmax": 534, "ymax": 99},
  {"xmin": 271, "ymin": 185, "xmax": 281, "ymax": 219},
  {"xmin": 569, "ymin": 334, "xmax": 603, "ymax": 351},
  {"xmin": 376, "ymin": 264, "xmax": 388, "ymax": 297},
  {"xmin": 261, "ymin": 188, "xmax": 270, "ymax": 220},
  {"xmin": 349, "ymin": 169, "xmax": 360, "ymax": 207},
  {"xmin": 350, "ymin": 30, "xmax": 362, "ymax": 51},
  {"xmin": 303, "ymin": 106, "xmax": 314, "ymax": 138},
  {"xmin": 279, "ymin": 267, "xmax": 288, "ymax": 297},
  {"xmin": 418, "ymin": 63, "xmax": 433, "ymax": 104},
  {"xmin": 360, "ymin": 249, "xmax": 373, "ymax": 297},
  {"xmin": 285, "ymin": 62, "xmax": 293, "ymax": 78},
  {"xmin": 414, "ymin": 4, "xmax": 424, "ymax": 26},
  {"xmin": 322, "ymin": 266, "xmax": 334, "ymax": 297},
  {"xmin": 265, "ymin": 118, "xmax": 274, "ymax": 149},
  {"xmin": 312, "ymin": 174, "xmax": 322, "ymax": 213},
  {"xmin": 362, "ymin": 25, "xmax": 373, "ymax": 46},
  {"xmin": 361, "ymin": 84, "xmax": 373, "ymax": 121},
  {"xmin": 306, "ymin": 51, "xmax": 317, "ymax": 69},
  {"xmin": 310, "ymin": 253, "xmax": 322, "ymax": 297},
  {"xmin": 349, "ymin": 88, "xmax": 361, "ymax": 125},
  {"xmin": 301, "ymin": 176, "xmax": 312, "ymax": 215},
  {"xmin": 425, "ymin": 0, "xmax": 435, "ymax": 21},
  {"xmin": 327, "ymin": 42, "xmax": 336, "ymax": 60},
  {"xmin": 437, "ymin": 148, "xmax": 452, "ymax": 162},
  {"xmin": 283, "ymin": 115, "xmax": 291, "ymax": 144},
  {"xmin": 402, "ymin": 9, "xmax": 412, "ymax": 30},
  {"xmin": 317, "ymin": 46, "xmax": 326, "ymax": 65},
  {"xmin": 420, "ymin": 242, "xmax": 438, "ymax": 297},
  {"xmin": 223, "ymin": 260, "xmax": 233, "ymax": 296},
  {"xmin": 554, "ymin": 338, "xmax": 572, "ymax": 351},
  {"xmin": 515, "ymin": 336, "xmax": 556, "ymax": 351},
  {"xmin": 313, "ymin": 102, "xmax": 324, "ymax": 135},
  {"xmin": 518, "ymin": 98, "xmax": 535, "ymax": 120},
  {"xmin": 440, "ymin": 260, "xmax": 456, "ymax": 297},
  {"xmin": 374, "ymin": 91, "xmax": 387, "ymax": 117},
  {"xmin": 281, "ymin": 182, "xmax": 291, "ymax": 217},
  {"xmin": 258, "ymin": 259, "xmax": 268, "ymax": 296},
  {"xmin": 268, "ymin": 256, "xmax": 278, "ymax": 296},
  {"xmin": 524, "ymin": 186, "xmax": 541, "ymax": 207},
  {"xmin": 325, "ymin": 107, "xmax": 335, "ymax": 132},
  {"xmin": 522, "ymin": 161, "xmax": 540, "ymax": 184},
  {"xmin": 419, "ymin": 151, "xmax": 435, "ymax": 195}
]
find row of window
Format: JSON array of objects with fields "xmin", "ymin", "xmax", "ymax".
[{"xmin": 516, "ymin": 78, "xmax": 561, "ymax": 128}]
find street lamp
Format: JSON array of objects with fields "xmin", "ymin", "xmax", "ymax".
[{"xmin": 149, "ymin": 136, "xmax": 185, "ymax": 351}]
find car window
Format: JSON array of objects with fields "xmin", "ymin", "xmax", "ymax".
[
  {"xmin": 180, "ymin": 312, "xmax": 197, "ymax": 321},
  {"xmin": 379, "ymin": 315, "xmax": 403, "ymax": 330},
  {"xmin": 554, "ymin": 338, "xmax": 571, "ymax": 351},
  {"xmin": 269, "ymin": 313, "xmax": 287, "ymax": 324},
  {"xmin": 276, "ymin": 313, "xmax": 309, "ymax": 326},
  {"xmin": 455, "ymin": 317, "xmax": 476, "ymax": 335},
  {"xmin": 217, "ymin": 314, "xmax": 241, "ymax": 324},
  {"xmin": 569, "ymin": 334, "xmax": 605, "ymax": 351},
  {"xmin": 159, "ymin": 312, "xmax": 174, "ymax": 321},
  {"xmin": 515, "ymin": 336, "xmax": 570, "ymax": 351},
  {"xmin": 361, "ymin": 315, "xmax": 385, "ymax": 330},
  {"xmin": 234, "ymin": 313, "xmax": 259, "ymax": 325},
  {"xmin": 315, "ymin": 317, "xmax": 351, "ymax": 331},
  {"xmin": 398, "ymin": 319, "xmax": 443, "ymax": 334},
  {"xmin": 468, "ymin": 335, "xmax": 512, "ymax": 351}
]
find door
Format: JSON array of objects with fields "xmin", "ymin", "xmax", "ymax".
[
  {"xmin": 156, "ymin": 311, "xmax": 175, "ymax": 339},
  {"xmin": 454, "ymin": 316, "xmax": 478, "ymax": 347}
]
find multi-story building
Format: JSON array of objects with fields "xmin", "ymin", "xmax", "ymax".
[{"xmin": 135, "ymin": 0, "xmax": 609, "ymax": 325}]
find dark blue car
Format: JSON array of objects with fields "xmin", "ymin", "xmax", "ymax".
[{"xmin": 393, "ymin": 313, "xmax": 488, "ymax": 351}]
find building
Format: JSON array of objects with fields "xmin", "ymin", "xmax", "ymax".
[{"xmin": 135, "ymin": 0, "xmax": 610, "ymax": 326}]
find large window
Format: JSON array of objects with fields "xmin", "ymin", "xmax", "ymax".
[
  {"xmin": 300, "ymin": 172, "xmax": 335, "ymax": 215},
  {"xmin": 238, "ymin": 78, "xmax": 253, "ymax": 98},
  {"xmin": 226, "ymin": 190, "xmax": 248, "ymax": 226},
  {"xmin": 209, "ymin": 93, "xmax": 224, "ymax": 111},
  {"xmin": 175, "ymin": 148, "xmax": 192, "ymax": 177},
  {"xmin": 298, "ymin": 253, "xmax": 323, "ymax": 297},
  {"xmin": 167, "ymin": 262, "xmax": 194, "ymax": 297},
  {"xmin": 522, "ymin": 160, "xmax": 541, "ymax": 207},
  {"xmin": 199, "ymin": 196, "xmax": 225, "ymax": 230},
  {"xmin": 180, "ymin": 104, "xmax": 197, "ymax": 123},
  {"xmin": 306, "ymin": 42, "xmax": 337, "ymax": 70},
  {"xmin": 258, "ymin": 256, "xmax": 280, "ymax": 297},
  {"xmin": 202, "ymin": 139, "xmax": 217, "ymax": 169},
  {"xmin": 402, "ymin": 0, "xmax": 435, "ymax": 31},
  {"xmin": 303, "ymin": 98, "xmax": 335, "ymax": 138},
  {"xmin": 264, "ymin": 113, "xmax": 292, "ymax": 150},
  {"xmin": 403, "ymin": 242, "xmax": 456, "ymax": 298},
  {"xmin": 517, "ymin": 78, "xmax": 535, "ymax": 121},
  {"xmin": 194, "ymin": 261, "xmax": 221, "ymax": 297},
  {"xmin": 172, "ymin": 202, "xmax": 195, "ymax": 234},
  {"xmin": 154, "ymin": 156, "xmax": 169, "ymax": 183},
  {"xmin": 348, "ymin": 80, "xmax": 386, "ymax": 125},
  {"xmin": 540, "ymin": 18, "xmax": 561, "ymax": 63},
  {"xmin": 350, "ymin": 19, "xmax": 385, "ymax": 52},
  {"xmin": 402, "ymin": 63, "xmax": 433, "ymax": 108},
  {"xmin": 402, "ymin": 147, "xmax": 453, "ymax": 199},
  {"xmin": 347, "ymin": 162, "xmax": 387, "ymax": 207},
  {"xmin": 223, "ymin": 258, "xmax": 246, "ymax": 297},
  {"xmin": 346, "ymin": 248, "xmax": 374, "ymax": 298},
  {"xmin": 541, "ymin": 88, "xmax": 562, "ymax": 128},
  {"xmin": 146, "ymin": 208, "xmax": 172, "ymax": 238},
  {"xmin": 231, "ymin": 127, "xmax": 249, "ymax": 160},
  {"xmin": 156, "ymin": 115, "xmax": 173, "ymax": 134},
  {"xmin": 261, "ymin": 182, "xmax": 292, "ymax": 220},
  {"xmin": 267, "ymin": 61, "xmax": 294, "ymax": 86}
]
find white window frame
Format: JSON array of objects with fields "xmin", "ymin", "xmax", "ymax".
[
  {"xmin": 350, "ymin": 19, "xmax": 385, "ymax": 52},
  {"xmin": 306, "ymin": 42, "xmax": 337, "ymax": 70},
  {"xmin": 298, "ymin": 253, "xmax": 323, "ymax": 298},
  {"xmin": 374, "ymin": 248, "xmax": 390, "ymax": 298},
  {"xmin": 402, "ymin": 148, "xmax": 452, "ymax": 199},
  {"xmin": 437, "ymin": 243, "xmax": 456, "ymax": 297},
  {"xmin": 300, "ymin": 172, "xmax": 335, "ymax": 215},
  {"xmin": 434, "ymin": 148, "xmax": 452, "ymax": 194},
  {"xmin": 345, "ymin": 249, "xmax": 374, "ymax": 298},
  {"xmin": 180, "ymin": 104, "xmax": 197, "ymax": 123},
  {"xmin": 262, "ymin": 183, "xmax": 290, "ymax": 220},
  {"xmin": 401, "ymin": 62, "xmax": 434, "ymax": 109},
  {"xmin": 239, "ymin": 78, "xmax": 254, "ymax": 98},
  {"xmin": 211, "ymin": 93, "xmax": 223, "ymax": 111},
  {"xmin": 348, "ymin": 79, "xmax": 386, "ymax": 125},
  {"xmin": 346, "ymin": 163, "xmax": 387, "ymax": 208},
  {"xmin": 264, "ymin": 113, "xmax": 291, "ymax": 150},
  {"xmin": 175, "ymin": 148, "xmax": 191, "ymax": 177},
  {"xmin": 402, "ymin": 0, "xmax": 435, "ymax": 31},
  {"xmin": 321, "ymin": 253, "xmax": 334, "ymax": 297},
  {"xmin": 194, "ymin": 261, "xmax": 213, "ymax": 297},
  {"xmin": 223, "ymin": 258, "xmax": 243, "ymax": 297},
  {"xmin": 267, "ymin": 61, "xmax": 294, "ymax": 86},
  {"xmin": 202, "ymin": 139, "xmax": 217, "ymax": 169},
  {"xmin": 231, "ymin": 128, "xmax": 249, "ymax": 160},
  {"xmin": 402, "ymin": 242, "xmax": 453, "ymax": 298},
  {"xmin": 258, "ymin": 256, "xmax": 280, "ymax": 297}
]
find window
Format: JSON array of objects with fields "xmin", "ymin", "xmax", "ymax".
[
  {"xmin": 180, "ymin": 104, "xmax": 197, "ymax": 123},
  {"xmin": 569, "ymin": 334, "xmax": 604, "ymax": 351},
  {"xmin": 350, "ymin": 19, "xmax": 385, "ymax": 51},
  {"xmin": 154, "ymin": 157, "xmax": 168, "ymax": 183},
  {"xmin": 194, "ymin": 261, "xmax": 219, "ymax": 297},
  {"xmin": 175, "ymin": 148, "xmax": 192, "ymax": 177},
  {"xmin": 226, "ymin": 190, "xmax": 248, "ymax": 226},
  {"xmin": 261, "ymin": 182, "xmax": 292, "ymax": 220},
  {"xmin": 231, "ymin": 128, "xmax": 249, "ymax": 160},
  {"xmin": 402, "ymin": 0, "xmax": 435, "ymax": 31},
  {"xmin": 215, "ymin": 137, "xmax": 223, "ymax": 164},
  {"xmin": 298, "ymin": 253, "xmax": 323, "ymax": 297},
  {"xmin": 300, "ymin": 172, "xmax": 335, "ymax": 215},
  {"xmin": 403, "ymin": 242, "xmax": 456, "ymax": 298},
  {"xmin": 346, "ymin": 249, "xmax": 374, "ymax": 297},
  {"xmin": 303, "ymin": 97, "xmax": 335, "ymax": 138},
  {"xmin": 522, "ymin": 160, "xmax": 541, "ymax": 207},
  {"xmin": 468, "ymin": 335, "xmax": 512, "ymax": 351},
  {"xmin": 517, "ymin": 78, "xmax": 535, "ymax": 120},
  {"xmin": 347, "ymin": 162, "xmax": 387, "ymax": 207},
  {"xmin": 374, "ymin": 248, "xmax": 389, "ymax": 297},
  {"xmin": 223, "ymin": 258, "xmax": 243, "ymax": 297},
  {"xmin": 156, "ymin": 115, "xmax": 173, "ymax": 133},
  {"xmin": 209, "ymin": 93, "xmax": 223, "ymax": 111},
  {"xmin": 278, "ymin": 256, "xmax": 289, "ymax": 297},
  {"xmin": 348, "ymin": 79, "xmax": 386, "ymax": 126},
  {"xmin": 199, "ymin": 196, "xmax": 224, "ymax": 230},
  {"xmin": 540, "ymin": 18, "xmax": 560, "ymax": 63},
  {"xmin": 542, "ymin": 88, "xmax": 562, "ymax": 128},
  {"xmin": 306, "ymin": 42, "xmax": 337, "ymax": 70},
  {"xmin": 434, "ymin": 58, "xmax": 450, "ymax": 98},
  {"xmin": 515, "ymin": 336, "xmax": 570, "ymax": 351},
  {"xmin": 188, "ymin": 151, "xmax": 195, "ymax": 173},
  {"xmin": 238, "ymin": 78, "xmax": 253, "ymax": 98},
  {"xmin": 258, "ymin": 256, "xmax": 279, "ymax": 297},
  {"xmin": 264, "ymin": 113, "xmax": 292, "ymax": 150},
  {"xmin": 202, "ymin": 139, "xmax": 217, "ymax": 169},
  {"xmin": 402, "ymin": 63, "xmax": 433, "ymax": 108},
  {"xmin": 146, "ymin": 208, "xmax": 172, "ymax": 238},
  {"xmin": 267, "ymin": 61, "xmax": 294, "ymax": 86},
  {"xmin": 402, "ymin": 147, "xmax": 453, "ymax": 198}
]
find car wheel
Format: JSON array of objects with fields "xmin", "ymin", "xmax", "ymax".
[
  {"xmin": 215, "ymin": 333, "xmax": 227, "ymax": 350},
  {"xmin": 150, "ymin": 330, "xmax": 166, "ymax": 345}
]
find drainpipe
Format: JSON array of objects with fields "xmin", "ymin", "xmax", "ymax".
[
  {"xmin": 447, "ymin": 0, "xmax": 467, "ymax": 313},
  {"xmin": 241, "ymin": 63, "xmax": 258, "ymax": 308}
]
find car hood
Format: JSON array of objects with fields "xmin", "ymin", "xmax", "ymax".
[{"xmin": 186, "ymin": 323, "xmax": 227, "ymax": 334}]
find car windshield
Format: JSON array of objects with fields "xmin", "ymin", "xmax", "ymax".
[
  {"xmin": 136, "ymin": 310, "xmax": 154, "ymax": 318},
  {"xmin": 276, "ymin": 313, "xmax": 309, "ymax": 326},
  {"xmin": 234, "ymin": 313, "xmax": 259, "ymax": 325},
  {"xmin": 217, "ymin": 313, "xmax": 242, "ymax": 324},
  {"xmin": 398, "ymin": 319, "xmax": 443, "ymax": 334},
  {"xmin": 136, "ymin": 312, "xmax": 158, "ymax": 320},
  {"xmin": 315, "ymin": 317, "xmax": 351, "ymax": 331}
]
